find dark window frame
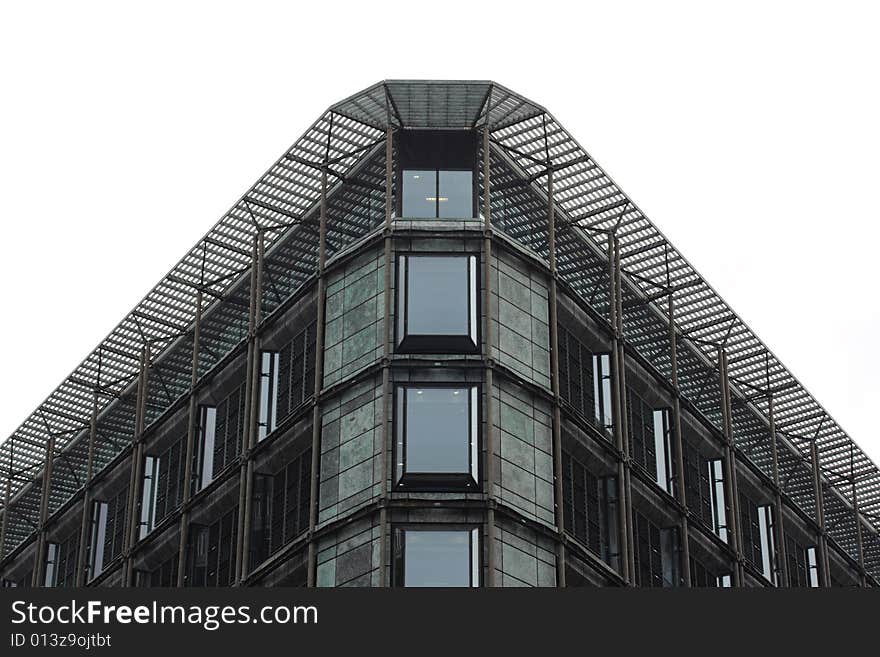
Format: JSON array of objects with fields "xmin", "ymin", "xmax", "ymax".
[
  {"xmin": 400, "ymin": 168, "xmax": 476, "ymax": 219},
  {"xmin": 194, "ymin": 404, "xmax": 217, "ymax": 493},
  {"xmin": 393, "ymin": 382, "xmax": 480, "ymax": 491},
  {"xmin": 396, "ymin": 129, "xmax": 477, "ymax": 220},
  {"xmin": 395, "ymin": 252, "xmax": 480, "ymax": 354},
  {"xmin": 392, "ymin": 524, "xmax": 481, "ymax": 587},
  {"xmin": 257, "ymin": 351, "xmax": 280, "ymax": 442}
]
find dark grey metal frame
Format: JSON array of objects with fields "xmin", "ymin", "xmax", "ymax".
[{"xmin": 1, "ymin": 81, "xmax": 876, "ymax": 589}]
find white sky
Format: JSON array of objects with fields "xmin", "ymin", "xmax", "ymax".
[{"xmin": 1, "ymin": 1, "xmax": 878, "ymax": 468}]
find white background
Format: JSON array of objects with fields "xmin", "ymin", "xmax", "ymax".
[{"xmin": 1, "ymin": 1, "xmax": 878, "ymax": 466}]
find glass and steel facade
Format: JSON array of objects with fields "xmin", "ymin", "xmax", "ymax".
[{"xmin": 1, "ymin": 81, "xmax": 877, "ymax": 589}]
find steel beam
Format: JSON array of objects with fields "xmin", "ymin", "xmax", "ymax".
[
  {"xmin": 0, "ymin": 475, "xmax": 10, "ymax": 566},
  {"xmin": 718, "ymin": 348, "xmax": 744, "ymax": 586},
  {"xmin": 32, "ymin": 436, "xmax": 55, "ymax": 587},
  {"xmin": 122, "ymin": 343, "xmax": 150, "ymax": 586},
  {"xmin": 75, "ymin": 390, "xmax": 100, "ymax": 585},
  {"xmin": 237, "ymin": 231, "xmax": 265, "ymax": 584},
  {"xmin": 668, "ymin": 295, "xmax": 692, "ymax": 586},
  {"xmin": 379, "ymin": 124, "xmax": 394, "ymax": 586},
  {"xmin": 176, "ymin": 288, "xmax": 202, "ymax": 586},
  {"xmin": 483, "ymin": 125, "xmax": 498, "ymax": 587},
  {"xmin": 306, "ymin": 166, "xmax": 329, "ymax": 586},
  {"xmin": 850, "ymin": 447, "xmax": 867, "ymax": 587},
  {"xmin": 609, "ymin": 234, "xmax": 634, "ymax": 583},
  {"xmin": 767, "ymin": 394, "xmax": 789, "ymax": 587},
  {"xmin": 810, "ymin": 440, "xmax": 831, "ymax": 586},
  {"xmin": 546, "ymin": 165, "xmax": 567, "ymax": 587}
]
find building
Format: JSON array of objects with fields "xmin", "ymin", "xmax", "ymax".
[{"xmin": 0, "ymin": 80, "xmax": 877, "ymax": 588}]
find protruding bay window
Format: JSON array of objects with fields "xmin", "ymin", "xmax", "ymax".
[
  {"xmin": 394, "ymin": 384, "xmax": 479, "ymax": 490},
  {"xmin": 396, "ymin": 254, "xmax": 478, "ymax": 353}
]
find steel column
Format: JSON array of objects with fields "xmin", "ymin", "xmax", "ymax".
[
  {"xmin": 546, "ymin": 166, "xmax": 567, "ymax": 587},
  {"xmin": 483, "ymin": 125, "xmax": 498, "ymax": 587},
  {"xmin": 176, "ymin": 288, "xmax": 202, "ymax": 586},
  {"xmin": 608, "ymin": 234, "xmax": 633, "ymax": 583},
  {"xmin": 667, "ymin": 295, "xmax": 691, "ymax": 586},
  {"xmin": 767, "ymin": 395, "xmax": 789, "ymax": 587},
  {"xmin": 122, "ymin": 343, "xmax": 150, "ymax": 586},
  {"xmin": 306, "ymin": 166, "xmax": 329, "ymax": 586},
  {"xmin": 32, "ymin": 435, "xmax": 55, "ymax": 587},
  {"xmin": 483, "ymin": 126, "xmax": 498, "ymax": 586},
  {"xmin": 237, "ymin": 231, "xmax": 265, "ymax": 584},
  {"xmin": 809, "ymin": 440, "xmax": 831, "ymax": 586},
  {"xmin": 75, "ymin": 390, "xmax": 100, "ymax": 585},
  {"xmin": 718, "ymin": 349, "xmax": 744, "ymax": 586},
  {"xmin": 0, "ymin": 475, "xmax": 10, "ymax": 566},
  {"xmin": 850, "ymin": 447, "xmax": 867, "ymax": 587},
  {"xmin": 379, "ymin": 124, "xmax": 393, "ymax": 586}
]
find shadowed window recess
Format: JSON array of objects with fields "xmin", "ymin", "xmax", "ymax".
[
  {"xmin": 396, "ymin": 254, "xmax": 478, "ymax": 353},
  {"xmin": 258, "ymin": 351, "xmax": 280, "ymax": 441},
  {"xmin": 395, "ymin": 385, "xmax": 479, "ymax": 490},
  {"xmin": 393, "ymin": 527, "xmax": 480, "ymax": 587},
  {"xmin": 399, "ymin": 130, "xmax": 476, "ymax": 219},
  {"xmin": 193, "ymin": 405, "xmax": 216, "ymax": 492}
]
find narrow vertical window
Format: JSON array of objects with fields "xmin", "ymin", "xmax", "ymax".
[
  {"xmin": 139, "ymin": 455, "xmax": 159, "ymax": 539},
  {"xmin": 758, "ymin": 504, "xmax": 776, "ymax": 584},
  {"xmin": 402, "ymin": 170, "xmax": 438, "ymax": 218},
  {"xmin": 43, "ymin": 542, "xmax": 59, "ymax": 587},
  {"xmin": 394, "ymin": 527, "xmax": 480, "ymax": 587},
  {"xmin": 195, "ymin": 405, "xmax": 217, "ymax": 491},
  {"xmin": 660, "ymin": 527, "xmax": 680, "ymax": 588},
  {"xmin": 602, "ymin": 477, "xmax": 620, "ymax": 572},
  {"xmin": 396, "ymin": 254, "xmax": 479, "ymax": 353},
  {"xmin": 807, "ymin": 546, "xmax": 820, "ymax": 588},
  {"xmin": 708, "ymin": 459, "xmax": 728, "ymax": 542},
  {"xmin": 652, "ymin": 408, "xmax": 674, "ymax": 494},
  {"xmin": 592, "ymin": 353, "xmax": 613, "ymax": 433},
  {"xmin": 258, "ymin": 352, "xmax": 280, "ymax": 441},
  {"xmin": 88, "ymin": 500, "xmax": 109, "ymax": 579}
]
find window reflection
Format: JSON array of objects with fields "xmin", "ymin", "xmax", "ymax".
[
  {"xmin": 438, "ymin": 170, "xmax": 473, "ymax": 218},
  {"xmin": 397, "ymin": 254, "xmax": 478, "ymax": 353},
  {"xmin": 402, "ymin": 169, "xmax": 473, "ymax": 219},
  {"xmin": 395, "ymin": 386, "xmax": 478, "ymax": 489},
  {"xmin": 398, "ymin": 528, "xmax": 480, "ymax": 587},
  {"xmin": 402, "ymin": 170, "xmax": 437, "ymax": 218}
]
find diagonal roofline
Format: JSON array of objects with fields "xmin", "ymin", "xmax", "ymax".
[{"xmin": 1, "ymin": 80, "xmax": 877, "ymax": 573}]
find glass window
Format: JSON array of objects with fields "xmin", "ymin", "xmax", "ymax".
[
  {"xmin": 139, "ymin": 455, "xmax": 159, "ymax": 539},
  {"xmin": 560, "ymin": 450, "xmax": 619, "ymax": 572},
  {"xmin": 89, "ymin": 500, "xmax": 109, "ymax": 579},
  {"xmin": 660, "ymin": 527, "xmax": 680, "ymax": 588},
  {"xmin": 438, "ymin": 170, "xmax": 473, "ymax": 218},
  {"xmin": 258, "ymin": 352, "xmax": 280, "ymax": 441},
  {"xmin": 652, "ymin": 408, "xmax": 674, "ymax": 494},
  {"xmin": 44, "ymin": 543, "xmax": 59, "ymax": 587},
  {"xmin": 395, "ymin": 385, "xmax": 478, "ymax": 489},
  {"xmin": 592, "ymin": 353, "xmax": 613, "ymax": 433},
  {"xmin": 397, "ymin": 254, "xmax": 478, "ymax": 353},
  {"xmin": 195, "ymin": 405, "xmax": 217, "ymax": 492},
  {"xmin": 807, "ymin": 546, "xmax": 820, "ymax": 587},
  {"xmin": 758, "ymin": 504, "xmax": 776, "ymax": 584},
  {"xmin": 709, "ymin": 459, "xmax": 728, "ymax": 542},
  {"xmin": 402, "ymin": 170, "xmax": 437, "ymax": 218},
  {"xmin": 396, "ymin": 528, "xmax": 480, "ymax": 587},
  {"xmin": 402, "ymin": 169, "xmax": 473, "ymax": 219}
]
